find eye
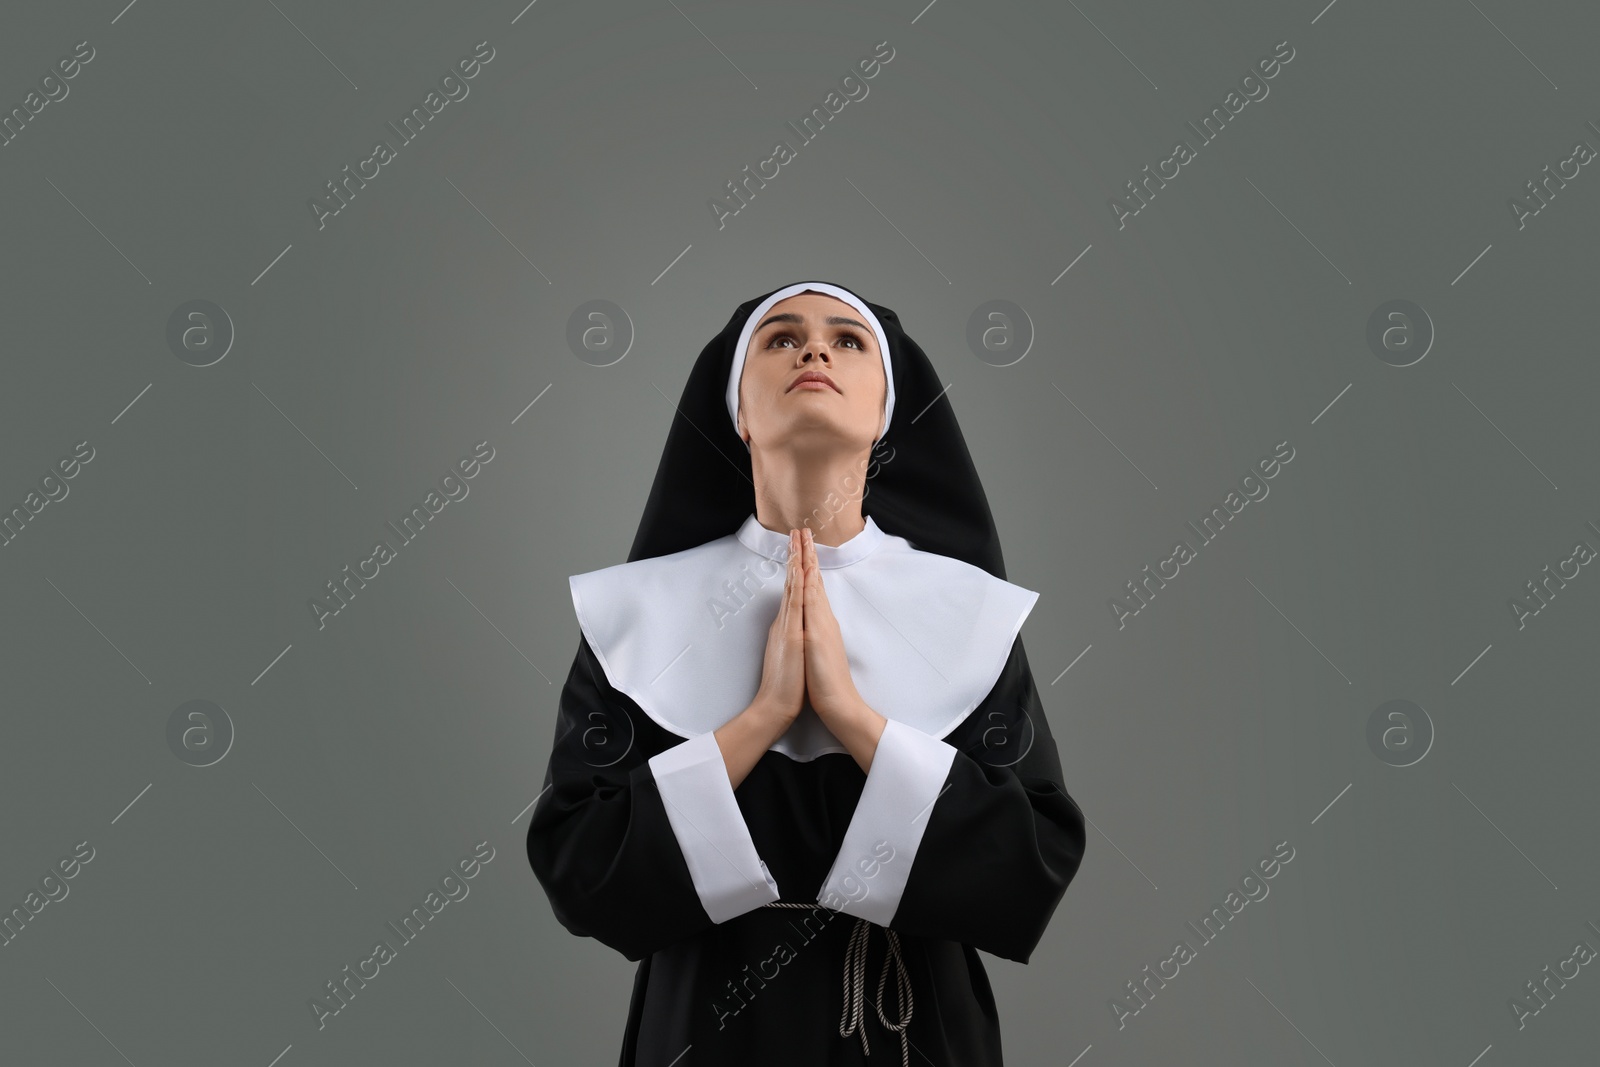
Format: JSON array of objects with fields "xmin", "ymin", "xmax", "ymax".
[{"xmin": 763, "ymin": 329, "xmax": 867, "ymax": 350}]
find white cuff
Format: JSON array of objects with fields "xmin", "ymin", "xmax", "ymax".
[
  {"xmin": 649, "ymin": 731, "xmax": 781, "ymax": 923},
  {"xmin": 817, "ymin": 717, "xmax": 957, "ymax": 926}
]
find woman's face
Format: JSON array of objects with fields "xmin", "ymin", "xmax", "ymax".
[{"xmin": 737, "ymin": 292, "xmax": 886, "ymax": 453}]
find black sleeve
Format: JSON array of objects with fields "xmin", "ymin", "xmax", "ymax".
[
  {"xmin": 888, "ymin": 635, "xmax": 1087, "ymax": 963},
  {"xmin": 525, "ymin": 635, "xmax": 717, "ymax": 962}
]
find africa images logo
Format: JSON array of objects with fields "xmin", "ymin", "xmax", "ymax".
[
  {"xmin": 1108, "ymin": 39, "xmax": 1296, "ymax": 230},
  {"xmin": 308, "ymin": 441, "xmax": 495, "ymax": 630},
  {"xmin": 306, "ymin": 841, "xmax": 496, "ymax": 1030},
  {"xmin": 308, "ymin": 42, "xmax": 496, "ymax": 231},
  {"xmin": 708, "ymin": 40, "xmax": 895, "ymax": 231}
]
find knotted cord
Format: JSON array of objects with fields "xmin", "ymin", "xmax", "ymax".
[{"xmin": 760, "ymin": 901, "xmax": 913, "ymax": 1067}]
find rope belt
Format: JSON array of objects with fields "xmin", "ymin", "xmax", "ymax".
[{"xmin": 760, "ymin": 901, "xmax": 913, "ymax": 1067}]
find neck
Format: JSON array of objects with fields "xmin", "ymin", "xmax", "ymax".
[{"xmin": 750, "ymin": 442, "xmax": 871, "ymax": 546}]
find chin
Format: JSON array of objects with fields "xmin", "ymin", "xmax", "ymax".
[{"xmin": 771, "ymin": 419, "xmax": 875, "ymax": 453}]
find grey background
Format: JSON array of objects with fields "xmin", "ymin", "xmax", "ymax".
[{"xmin": 1, "ymin": 0, "xmax": 1595, "ymax": 1064}]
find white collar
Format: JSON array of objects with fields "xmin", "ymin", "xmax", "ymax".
[
  {"xmin": 734, "ymin": 513, "xmax": 887, "ymax": 569},
  {"xmin": 569, "ymin": 513, "xmax": 1038, "ymax": 761}
]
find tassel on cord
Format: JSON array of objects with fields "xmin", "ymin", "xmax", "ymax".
[{"xmin": 761, "ymin": 901, "xmax": 912, "ymax": 1067}]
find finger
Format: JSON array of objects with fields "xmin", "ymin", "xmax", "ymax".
[
  {"xmin": 806, "ymin": 547, "xmax": 832, "ymax": 614},
  {"xmin": 787, "ymin": 531, "xmax": 804, "ymax": 625},
  {"xmin": 782, "ymin": 534, "xmax": 793, "ymax": 606},
  {"xmin": 806, "ymin": 565, "xmax": 832, "ymax": 623},
  {"xmin": 777, "ymin": 532, "xmax": 796, "ymax": 623},
  {"xmin": 802, "ymin": 558, "xmax": 819, "ymax": 616}
]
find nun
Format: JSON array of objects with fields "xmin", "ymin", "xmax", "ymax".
[{"xmin": 527, "ymin": 280, "xmax": 1087, "ymax": 1065}]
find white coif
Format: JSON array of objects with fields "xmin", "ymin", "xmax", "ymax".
[{"xmin": 725, "ymin": 281, "xmax": 896, "ymax": 447}]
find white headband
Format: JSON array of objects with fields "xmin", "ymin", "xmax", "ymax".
[{"xmin": 726, "ymin": 281, "xmax": 895, "ymax": 448}]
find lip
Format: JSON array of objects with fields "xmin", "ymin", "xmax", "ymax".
[{"xmin": 787, "ymin": 371, "xmax": 839, "ymax": 393}]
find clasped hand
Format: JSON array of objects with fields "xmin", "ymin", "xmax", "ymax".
[{"xmin": 754, "ymin": 527, "xmax": 865, "ymax": 732}]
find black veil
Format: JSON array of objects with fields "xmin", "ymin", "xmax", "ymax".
[{"xmin": 626, "ymin": 280, "xmax": 1012, "ymax": 581}]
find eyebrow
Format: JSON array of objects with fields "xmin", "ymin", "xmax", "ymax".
[{"xmin": 755, "ymin": 312, "xmax": 871, "ymax": 334}]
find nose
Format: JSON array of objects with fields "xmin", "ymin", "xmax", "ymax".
[{"xmin": 800, "ymin": 341, "xmax": 830, "ymax": 363}]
